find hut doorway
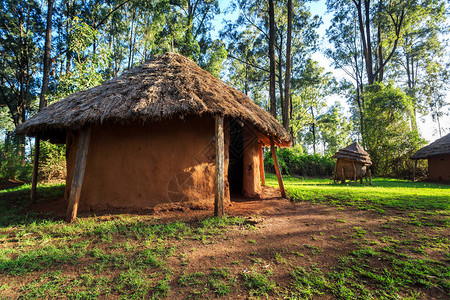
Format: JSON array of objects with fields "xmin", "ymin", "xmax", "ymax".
[{"xmin": 228, "ymin": 120, "xmax": 244, "ymax": 195}]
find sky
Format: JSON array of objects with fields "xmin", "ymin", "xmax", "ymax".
[{"xmin": 211, "ymin": 0, "xmax": 449, "ymax": 143}]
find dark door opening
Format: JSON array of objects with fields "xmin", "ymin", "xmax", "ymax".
[{"xmin": 228, "ymin": 119, "xmax": 243, "ymax": 194}]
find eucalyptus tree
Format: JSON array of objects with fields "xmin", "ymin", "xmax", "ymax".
[
  {"xmin": 391, "ymin": 0, "xmax": 448, "ymax": 131},
  {"xmin": 0, "ymin": 0, "xmax": 44, "ymax": 162},
  {"xmin": 318, "ymin": 102, "xmax": 353, "ymax": 155},
  {"xmin": 221, "ymin": 0, "xmax": 321, "ymax": 125},
  {"xmin": 326, "ymin": 0, "xmax": 449, "ymax": 143},
  {"xmin": 295, "ymin": 59, "xmax": 334, "ymax": 153},
  {"xmin": 325, "ymin": 3, "xmax": 365, "ymax": 141}
]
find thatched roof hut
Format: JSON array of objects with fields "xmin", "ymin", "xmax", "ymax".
[
  {"xmin": 17, "ymin": 53, "xmax": 291, "ymax": 221},
  {"xmin": 410, "ymin": 133, "xmax": 450, "ymax": 182},
  {"xmin": 332, "ymin": 142, "xmax": 372, "ymax": 184}
]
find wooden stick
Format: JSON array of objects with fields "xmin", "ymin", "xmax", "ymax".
[
  {"xmin": 66, "ymin": 128, "xmax": 91, "ymax": 223},
  {"xmin": 413, "ymin": 160, "xmax": 417, "ymax": 182},
  {"xmin": 30, "ymin": 136, "xmax": 41, "ymax": 204},
  {"xmin": 258, "ymin": 143, "xmax": 266, "ymax": 186},
  {"xmin": 270, "ymin": 139, "xmax": 286, "ymax": 198},
  {"xmin": 214, "ymin": 115, "xmax": 225, "ymax": 218}
]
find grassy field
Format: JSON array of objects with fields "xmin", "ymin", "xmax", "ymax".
[
  {"xmin": 0, "ymin": 177, "xmax": 449, "ymax": 299},
  {"xmin": 272, "ymin": 174, "xmax": 450, "ymax": 212}
]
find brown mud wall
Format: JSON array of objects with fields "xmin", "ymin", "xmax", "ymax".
[
  {"xmin": 428, "ymin": 155, "xmax": 450, "ymax": 182},
  {"xmin": 334, "ymin": 159, "xmax": 367, "ymax": 181},
  {"xmin": 242, "ymin": 125, "xmax": 261, "ymax": 197},
  {"xmin": 65, "ymin": 116, "xmax": 231, "ymax": 211}
]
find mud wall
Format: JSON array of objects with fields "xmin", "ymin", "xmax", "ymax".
[
  {"xmin": 242, "ymin": 125, "xmax": 261, "ymax": 198},
  {"xmin": 334, "ymin": 159, "xmax": 367, "ymax": 181},
  {"xmin": 428, "ymin": 155, "xmax": 450, "ymax": 182},
  {"xmin": 65, "ymin": 116, "xmax": 231, "ymax": 211}
]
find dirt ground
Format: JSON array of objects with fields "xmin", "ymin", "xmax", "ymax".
[
  {"xmin": 19, "ymin": 186, "xmax": 448, "ymax": 299},
  {"xmin": 0, "ymin": 179, "xmax": 25, "ymax": 190}
]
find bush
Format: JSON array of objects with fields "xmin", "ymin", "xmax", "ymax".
[
  {"xmin": 39, "ymin": 141, "xmax": 66, "ymax": 181},
  {"xmin": 264, "ymin": 147, "xmax": 335, "ymax": 177},
  {"xmin": 0, "ymin": 134, "xmax": 32, "ymax": 181}
]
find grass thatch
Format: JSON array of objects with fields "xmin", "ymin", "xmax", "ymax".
[
  {"xmin": 16, "ymin": 52, "xmax": 291, "ymax": 146},
  {"xmin": 332, "ymin": 142, "xmax": 372, "ymax": 165},
  {"xmin": 410, "ymin": 133, "xmax": 450, "ymax": 160}
]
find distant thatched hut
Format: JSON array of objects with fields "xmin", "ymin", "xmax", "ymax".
[
  {"xmin": 16, "ymin": 53, "xmax": 291, "ymax": 221},
  {"xmin": 332, "ymin": 142, "xmax": 372, "ymax": 184},
  {"xmin": 410, "ymin": 133, "xmax": 450, "ymax": 182}
]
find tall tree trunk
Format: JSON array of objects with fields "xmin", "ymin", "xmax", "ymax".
[
  {"xmin": 31, "ymin": 0, "xmax": 54, "ymax": 204},
  {"xmin": 283, "ymin": 0, "xmax": 292, "ymax": 132},
  {"xmin": 268, "ymin": 0, "xmax": 276, "ymax": 117},
  {"xmin": 65, "ymin": 1, "xmax": 72, "ymax": 74},
  {"xmin": 277, "ymin": 31, "xmax": 284, "ymax": 121},
  {"xmin": 311, "ymin": 106, "xmax": 316, "ymax": 154}
]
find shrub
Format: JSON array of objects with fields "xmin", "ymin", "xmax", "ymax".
[
  {"xmin": 0, "ymin": 134, "xmax": 31, "ymax": 181},
  {"xmin": 39, "ymin": 141, "xmax": 66, "ymax": 181},
  {"xmin": 264, "ymin": 147, "xmax": 335, "ymax": 177}
]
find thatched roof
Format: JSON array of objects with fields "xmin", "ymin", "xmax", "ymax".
[
  {"xmin": 410, "ymin": 133, "xmax": 450, "ymax": 160},
  {"xmin": 16, "ymin": 52, "xmax": 291, "ymax": 146},
  {"xmin": 332, "ymin": 142, "xmax": 372, "ymax": 165}
]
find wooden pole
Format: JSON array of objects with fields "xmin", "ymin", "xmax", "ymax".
[
  {"xmin": 413, "ymin": 160, "xmax": 417, "ymax": 182},
  {"xmin": 352, "ymin": 161, "xmax": 357, "ymax": 182},
  {"xmin": 333, "ymin": 160, "xmax": 338, "ymax": 184},
  {"xmin": 270, "ymin": 139, "xmax": 286, "ymax": 198},
  {"xmin": 214, "ymin": 115, "xmax": 225, "ymax": 218},
  {"xmin": 30, "ymin": 135, "xmax": 40, "ymax": 204},
  {"xmin": 66, "ymin": 128, "xmax": 91, "ymax": 223},
  {"xmin": 258, "ymin": 143, "xmax": 265, "ymax": 186}
]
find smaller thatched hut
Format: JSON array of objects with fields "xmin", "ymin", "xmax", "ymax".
[
  {"xmin": 410, "ymin": 133, "xmax": 450, "ymax": 182},
  {"xmin": 332, "ymin": 142, "xmax": 372, "ymax": 184}
]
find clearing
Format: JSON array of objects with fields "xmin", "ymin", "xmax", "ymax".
[{"xmin": 0, "ymin": 175, "xmax": 448, "ymax": 299}]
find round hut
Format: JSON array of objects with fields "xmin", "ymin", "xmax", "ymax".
[
  {"xmin": 332, "ymin": 142, "xmax": 372, "ymax": 184},
  {"xmin": 16, "ymin": 53, "xmax": 291, "ymax": 221},
  {"xmin": 410, "ymin": 133, "xmax": 450, "ymax": 182}
]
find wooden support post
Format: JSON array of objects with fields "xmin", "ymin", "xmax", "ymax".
[
  {"xmin": 66, "ymin": 128, "xmax": 91, "ymax": 223},
  {"xmin": 258, "ymin": 143, "xmax": 265, "ymax": 186},
  {"xmin": 30, "ymin": 136, "xmax": 41, "ymax": 204},
  {"xmin": 214, "ymin": 115, "xmax": 225, "ymax": 218},
  {"xmin": 352, "ymin": 161, "xmax": 357, "ymax": 182},
  {"xmin": 368, "ymin": 169, "xmax": 372, "ymax": 185},
  {"xmin": 270, "ymin": 139, "xmax": 286, "ymax": 198},
  {"xmin": 413, "ymin": 160, "xmax": 417, "ymax": 182},
  {"xmin": 333, "ymin": 160, "xmax": 338, "ymax": 184}
]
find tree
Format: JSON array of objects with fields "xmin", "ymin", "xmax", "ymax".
[
  {"xmin": 32, "ymin": 0, "xmax": 55, "ymax": 203},
  {"xmin": 392, "ymin": 0, "xmax": 448, "ymax": 131},
  {"xmin": 326, "ymin": 3, "xmax": 365, "ymax": 143},
  {"xmin": 362, "ymin": 82, "xmax": 425, "ymax": 177},
  {"xmin": 269, "ymin": 0, "xmax": 276, "ymax": 116},
  {"xmin": 0, "ymin": 0, "xmax": 44, "ymax": 161},
  {"xmin": 283, "ymin": 0, "xmax": 293, "ymax": 131},
  {"xmin": 295, "ymin": 59, "xmax": 334, "ymax": 153},
  {"xmin": 318, "ymin": 102, "xmax": 353, "ymax": 155},
  {"xmin": 221, "ymin": 0, "xmax": 320, "ymax": 123}
]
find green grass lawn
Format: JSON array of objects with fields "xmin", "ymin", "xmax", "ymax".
[
  {"xmin": 0, "ymin": 177, "xmax": 449, "ymax": 299},
  {"xmin": 266, "ymin": 174, "xmax": 450, "ymax": 212}
]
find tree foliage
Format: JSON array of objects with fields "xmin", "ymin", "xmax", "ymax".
[{"xmin": 363, "ymin": 82, "xmax": 425, "ymax": 177}]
